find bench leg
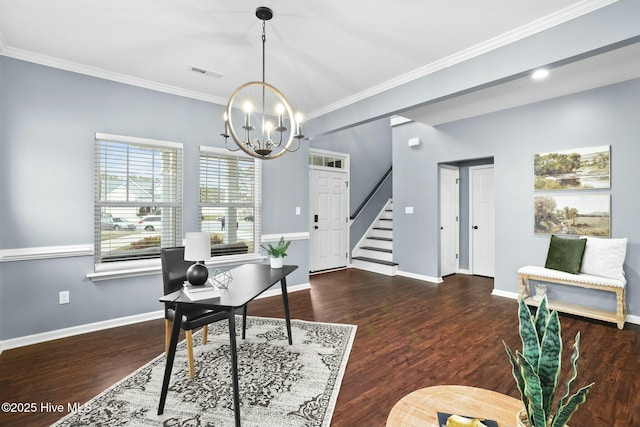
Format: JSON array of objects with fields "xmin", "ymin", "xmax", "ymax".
[
  {"xmin": 518, "ymin": 274, "xmax": 530, "ymax": 299},
  {"xmin": 616, "ymin": 288, "xmax": 626, "ymax": 330}
]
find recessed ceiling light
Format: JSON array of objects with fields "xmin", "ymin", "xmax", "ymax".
[{"xmin": 532, "ymin": 69, "xmax": 549, "ymax": 80}]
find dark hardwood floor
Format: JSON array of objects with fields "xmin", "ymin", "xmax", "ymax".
[{"xmin": 1, "ymin": 270, "xmax": 638, "ymax": 426}]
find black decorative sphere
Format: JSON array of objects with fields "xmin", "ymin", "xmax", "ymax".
[{"xmin": 186, "ymin": 263, "xmax": 209, "ymax": 286}]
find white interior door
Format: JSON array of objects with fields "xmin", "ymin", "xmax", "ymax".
[
  {"xmin": 470, "ymin": 165, "xmax": 495, "ymax": 278},
  {"xmin": 310, "ymin": 168, "xmax": 348, "ymax": 272},
  {"xmin": 440, "ymin": 166, "xmax": 459, "ymax": 277}
]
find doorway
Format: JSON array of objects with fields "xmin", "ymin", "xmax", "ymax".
[
  {"xmin": 440, "ymin": 165, "xmax": 459, "ymax": 277},
  {"xmin": 309, "ymin": 150, "xmax": 349, "ymax": 273},
  {"xmin": 469, "ymin": 165, "xmax": 495, "ymax": 277}
]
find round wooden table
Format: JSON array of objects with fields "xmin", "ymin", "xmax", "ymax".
[{"xmin": 386, "ymin": 385, "xmax": 524, "ymax": 427}]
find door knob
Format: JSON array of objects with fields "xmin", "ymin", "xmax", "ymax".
[
  {"xmin": 314, "ymin": 226, "xmax": 319, "ymax": 229},
  {"xmin": 473, "ymin": 225, "xmax": 478, "ymax": 229}
]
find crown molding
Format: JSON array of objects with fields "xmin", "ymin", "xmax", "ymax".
[
  {"xmin": 0, "ymin": 0, "xmax": 617, "ymax": 118},
  {"xmin": 0, "ymin": 45, "xmax": 227, "ymax": 105},
  {"xmin": 0, "ymin": 31, "xmax": 7, "ymax": 53},
  {"xmin": 306, "ymin": 0, "xmax": 618, "ymax": 120}
]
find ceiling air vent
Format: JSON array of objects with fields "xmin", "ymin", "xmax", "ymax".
[{"xmin": 190, "ymin": 66, "xmax": 223, "ymax": 78}]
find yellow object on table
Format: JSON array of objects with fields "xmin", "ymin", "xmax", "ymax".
[
  {"xmin": 446, "ymin": 414, "xmax": 488, "ymax": 427},
  {"xmin": 386, "ymin": 385, "xmax": 524, "ymax": 427}
]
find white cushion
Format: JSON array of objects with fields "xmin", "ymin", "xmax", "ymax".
[{"xmin": 579, "ymin": 237, "xmax": 627, "ymax": 282}]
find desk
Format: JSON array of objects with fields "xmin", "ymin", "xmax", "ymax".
[
  {"xmin": 386, "ymin": 385, "xmax": 523, "ymax": 427},
  {"xmin": 158, "ymin": 263, "xmax": 298, "ymax": 427}
]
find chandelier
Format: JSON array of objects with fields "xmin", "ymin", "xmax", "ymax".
[{"xmin": 221, "ymin": 6, "xmax": 304, "ymax": 159}]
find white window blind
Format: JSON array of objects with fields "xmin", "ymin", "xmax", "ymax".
[
  {"xmin": 199, "ymin": 147, "xmax": 261, "ymax": 258},
  {"xmin": 94, "ymin": 133, "xmax": 183, "ymax": 264}
]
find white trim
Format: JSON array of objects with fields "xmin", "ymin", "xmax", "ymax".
[
  {"xmin": 390, "ymin": 116, "xmax": 413, "ymax": 127},
  {"xmin": 87, "ymin": 253, "xmax": 266, "ymax": 282},
  {"xmin": 261, "ymin": 232, "xmax": 309, "ymax": 243},
  {"xmin": 0, "ymin": 45, "xmax": 226, "ymax": 105},
  {"xmin": 95, "ymin": 132, "xmax": 182, "ymax": 150},
  {"xmin": 491, "ymin": 289, "xmax": 520, "ymax": 299},
  {"xmin": 305, "ymin": 0, "xmax": 617, "ymax": 119},
  {"xmin": 0, "ymin": 244, "xmax": 94, "ymax": 262},
  {"xmin": 1, "ymin": 2, "xmax": 613, "ymax": 120},
  {"xmin": 0, "ymin": 32, "xmax": 7, "ymax": 53},
  {"xmin": 0, "ymin": 310, "xmax": 164, "ymax": 353},
  {"xmin": 0, "ymin": 282, "xmax": 310, "ymax": 353},
  {"xmin": 396, "ymin": 270, "xmax": 443, "ymax": 284}
]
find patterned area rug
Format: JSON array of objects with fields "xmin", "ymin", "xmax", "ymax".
[{"xmin": 52, "ymin": 317, "xmax": 356, "ymax": 427}]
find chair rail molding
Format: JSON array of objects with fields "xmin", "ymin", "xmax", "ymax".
[{"xmin": 0, "ymin": 244, "xmax": 94, "ymax": 262}]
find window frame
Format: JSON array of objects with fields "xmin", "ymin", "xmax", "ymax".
[
  {"xmin": 92, "ymin": 132, "xmax": 183, "ymax": 276},
  {"xmin": 198, "ymin": 146, "xmax": 263, "ymax": 265}
]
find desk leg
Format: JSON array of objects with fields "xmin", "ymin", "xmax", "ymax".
[
  {"xmin": 158, "ymin": 305, "xmax": 183, "ymax": 415},
  {"xmin": 228, "ymin": 309, "xmax": 241, "ymax": 427},
  {"xmin": 280, "ymin": 277, "xmax": 292, "ymax": 345}
]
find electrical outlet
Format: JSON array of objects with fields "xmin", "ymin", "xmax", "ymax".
[{"xmin": 59, "ymin": 291, "xmax": 70, "ymax": 305}]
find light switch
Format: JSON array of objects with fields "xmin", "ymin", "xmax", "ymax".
[{"xmin": 296, "ymin": 207, "xmax": 301, "ymax": 215}]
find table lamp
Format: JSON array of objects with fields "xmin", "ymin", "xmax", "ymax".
[{"xmin": 184, "ymin": 232, "xmax": 211, "ymax": 286}]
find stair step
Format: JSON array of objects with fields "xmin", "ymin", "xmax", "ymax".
[
  {"xmin": 367, "ymin": 236, "xmax": 392, "ymax": 242},
  {"xmin": 352, "ymin": 256, "xmax": 398, "ymax": 266},
  {"xmin": 373, "ymin": 227, "xmax": 392, "ymax": 231},
  {"xmin": 379, "ymin": 218, "xmax": 392, "ymax": 221},
  {"xmin": 360, "ymin": 246, "xmax": 392, "ymax": 253}
]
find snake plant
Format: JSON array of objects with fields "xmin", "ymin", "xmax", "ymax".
[{"xmin": 503, "ymin": 296, "xmax": 594, "ymax": 427}]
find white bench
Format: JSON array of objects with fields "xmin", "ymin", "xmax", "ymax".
[{"xmin": 518, "ymin": 265, "xmax": 626, "ymax": 329}]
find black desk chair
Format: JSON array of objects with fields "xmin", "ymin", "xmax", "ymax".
[{"xmin": 161, "ymin": 247, "xmax": 247, "ymax": 379}]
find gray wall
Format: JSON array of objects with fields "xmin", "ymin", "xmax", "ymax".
[
  {"xmin": 0, "ymin": 57, "xmax": 309, "ymax": 340},
  {"xmin": 309, "ymin": 118, "xmax": 393, "ymax": 249},
  {"xmin": 392, "ymin": 78, "xmax": 640, "ymax": 316}
]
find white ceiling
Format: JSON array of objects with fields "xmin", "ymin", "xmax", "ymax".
[{"xmin": 0, "ymin": 0, "xmax": 635, "ymax": 124}]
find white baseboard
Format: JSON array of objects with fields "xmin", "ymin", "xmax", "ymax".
[
  {"xmin": 0, "ymin": 310, "xmax": 165, "ymax": 354},
  {"xmin": 396, "ymin": 270, "xmax": 443, "ymax": 284},
  {"xmin": 0, "ymin": 282, "xmax": 311, "ymax": 354},
  {"xmin": 457, "ymin": 269, "xmax": 472, "ymax": 275},
  {"xmin": 491, "ymin": 289, "xmax": 520, "ymax": 299},
  {"xmin": 491, "ymin": 289, "xmax": 640, "ymax": 326}
]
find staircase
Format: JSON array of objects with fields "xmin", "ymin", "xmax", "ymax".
[{"xmin": 352, "ymin": 200, "xmax": 398, "ymax": 275}]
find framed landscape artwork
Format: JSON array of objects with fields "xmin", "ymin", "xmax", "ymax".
[
  {"xmin": 534, "ymin": 145, "xmax": 610, "ymax": 191},
  {"xmin": 534, "ymin": 194, "xmax": 610, "ymax": 237}
]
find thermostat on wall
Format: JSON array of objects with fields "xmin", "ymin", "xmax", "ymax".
[{"xmin": 408, "ymin": 137, "xmax": 421, "ymax": 147}]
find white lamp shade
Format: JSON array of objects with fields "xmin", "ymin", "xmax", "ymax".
[{"xmin": 184, "ymin": 232, "xmax": 211, "ymax": 261}]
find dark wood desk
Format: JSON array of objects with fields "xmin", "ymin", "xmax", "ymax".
[{"xmin": 158, "ymin": 263, "xmax": 298, "ymax": 427}]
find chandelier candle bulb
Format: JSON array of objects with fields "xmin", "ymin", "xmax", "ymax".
[
  {"xmin": 295, "ymin": 113, "xmax": 303, "ymax": 136},
  {"xmin": 243, "ymin": 101, "xmax": 252, "ymax": 129},
  {"xmin": 276, "ymin": 103, "xmax": 285, "ymax": 130},
  {"xmin": 223, "ymin": 112, "xmax": 230, "ymax": 136}
]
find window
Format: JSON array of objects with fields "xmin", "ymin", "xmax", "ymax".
[
  {"xmin": 94, "ymin": 133, "xmax": 182, "ymax": 264},
  {"xmin": 199, "ymin": 147, "xmax": 261, "ymax": 259},
  {"xmin": 309, "ymin": 152, "xmax": 346, "ymax": 169}
]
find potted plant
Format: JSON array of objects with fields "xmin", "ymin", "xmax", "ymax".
[
  {"xmin": 261, "ymin": 236, "xmax": 291, "ymax": 268},
  {"xmin": 503, "ymin": 296, "xmax": 594, "ymax": 427}
]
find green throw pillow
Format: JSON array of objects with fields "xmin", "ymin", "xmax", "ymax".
[{"xmin": 544, "ymin": 235, "xmax": 587, "ymax": 274}]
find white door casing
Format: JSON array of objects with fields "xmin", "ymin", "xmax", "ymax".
[
  {"xmin": 310, "ymin": 168, "xmax": 348, "ymax": 272},
  {"xmin": 469, "ymin": 165, "xmax": 495, "ymax": 278},
  {"xmin": 440, "ymin": 166, "xmax": 459, "ymax": 277}
]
